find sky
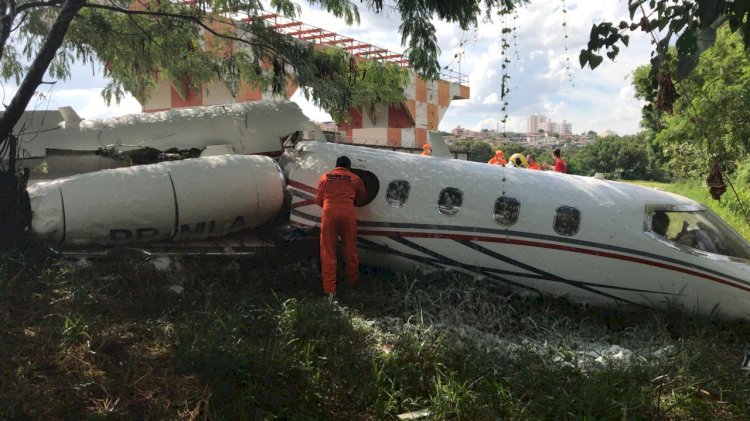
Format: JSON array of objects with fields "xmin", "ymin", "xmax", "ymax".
[{"xmin": 1, "ymin": 0, "xmax": 655, "ymax": 135}]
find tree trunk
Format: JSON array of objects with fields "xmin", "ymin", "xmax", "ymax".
[
  {"xmin": 0, "ymin": 0, "xmax": 86, "ymax": 243},
  {"xmin": 0, "ymin": 0, "xmax": 86, "ymax": 142}
]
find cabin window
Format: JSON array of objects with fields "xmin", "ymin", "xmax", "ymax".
[
  {"xmin": 386, "ymin": 180, "xmax": 410, "ymax": 208},
  {"xmin": 438, "ymin": 187, "xmax": 463, "ymax": 216},
  {"xmin": 554, "ymin": 206, "xmax": 581, "ymax": 236},
  {"xmin": 648, "ymin": 209, "xmax": 750, "ymax": 259},
  {"xmin": 350, "ymin": 168, "xmax": 380, "ymax": 207},
  {"xmin": 494, "ymin": 196, "xmax": 520, "ymax": 226}
]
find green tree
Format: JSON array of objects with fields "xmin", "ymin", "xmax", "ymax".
[
  {"xmin": 451, "ymin": 139, "xmax": 492, "ymax": 163},
  {"xmin": 1, "ymin": 0, "xmax": 518, "ymax": 236},
  {"xmin": 567, "ymin": 133, "xmax": 662, "ymax": 180},
  {"xmin": 1, "ymin": 0, "xmax": 748, "ymax": 236},
  {"xmin": 582, "ymin": 0, "xmax": 750, "ymax": 107},
  {"xmin": 632, "ymin": 27, "xmax": 750, "ymax": 179}
]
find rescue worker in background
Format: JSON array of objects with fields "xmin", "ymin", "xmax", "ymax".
[
  {"xmin": 488, "ymin": 150, "xmax": 507, "ymax": 166},
  {"xmin": 526, "ymin": 154, "xmax": 542, "ymax": 170},
  {"xmin": 316, "ymin": 155, "xmax": 367, "ymax": 296},
  {"xmin": 543, "ymin": 148, "xmax": 568, "ymax": 173},
  {"xmin": 422, "ymin": 144, "xmax": 432, "ymax": 156}
]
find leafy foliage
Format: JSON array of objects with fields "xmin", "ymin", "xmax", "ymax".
[
  {"xmin": 566, "ymin": 133, "xmax": 664, "ymax": 180},
  {"xmin": 631, "ymin": 28, "xmax": 750, "ymax": 179},
  {"xmin": 332, "ymin": 60, "xmax": 410, "ymax": 124},
  {"xmin": 583, "ymin": 0, "xmax": 750, "ymax": 114},
  {"xmin": 582, "ymin": 0, "xmax": 749, "ymax": 77},
  {"xmin": 450, "ymin": 139, "xmax": 493, "ymax": 162}
]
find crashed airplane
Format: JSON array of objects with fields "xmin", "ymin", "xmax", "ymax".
[{"xmin": 15, "ymin": 99, "xmax": 750, "ymax": 319}]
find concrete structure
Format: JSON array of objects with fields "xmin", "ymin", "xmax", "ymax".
[
  {"xmin": 560, "ymin": 120, "xmax": 573, "ymax": 136},
  {"xmin": 139, "ymin": 11, "xmax": 469, "ymax": 150},
  {"xmin": 527, "ymin": 113, "xmax": 547, "ymax": 133},
  {"xmin": 528, "ymin": 113, "xmax": 572, "ymax": 136}
]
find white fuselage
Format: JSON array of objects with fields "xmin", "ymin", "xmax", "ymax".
[
  {"xmin": 286, "ymin": 141, "xmax": 750, "ymax": 319},
  {"xmin": 14, "ymin": 100, "xmax": 316, "ymax": 181}
]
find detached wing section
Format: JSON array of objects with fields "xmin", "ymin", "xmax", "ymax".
[{"xmin": 17, "ymin": 100, "xmax": 315, "ymax": 178}]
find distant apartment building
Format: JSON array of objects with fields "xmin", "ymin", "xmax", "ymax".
[
  {"xmin": 527, "ymin": 113, "xmax": 572, "ymax": 136},
  {"xmin": 543, "ymin": 121, "xmax": 559, "ymax": 134},
  {"xmin": 559, "ymin": 120, "xmax": 573, "ymax": 136},
  {"xmin": 452, "ymin": 125, "xmax": 466, "ymax": 137},
  {"xmin": 527, "ymin": 113, "xmax": 547, "ymax": 133}
]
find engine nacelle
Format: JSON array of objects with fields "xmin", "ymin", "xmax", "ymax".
[{"xmin": 28, "ymin": 155, "xmax": 285, "ymax": 245}]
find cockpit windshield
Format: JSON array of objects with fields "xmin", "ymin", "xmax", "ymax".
[{"xmin": 647, "ymin": 208, "xmax": 750, "ymax": 260}]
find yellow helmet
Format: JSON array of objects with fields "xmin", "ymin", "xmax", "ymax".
[{"xmin": 508, "ymin": 153, "xmax": 528, "ymax": 168}]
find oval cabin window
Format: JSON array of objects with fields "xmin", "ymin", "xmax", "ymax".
[
  {"xmin": 438, "ymin": 187, "xmax": 463, "ymax": 216},
  {"xmin": 554, "ymin": 206, "xmax": 581, "ymax": 236},
  {"xmin": 386, "ymin": 180, "xmax": 410, "ymax": 208},
  {"xmin": 494, "ymin": 196, "xmax": 520, "ymax": 226},
  {"xmin": 350, "ymin": 168, "xmax": 380, "ymax": 207}
]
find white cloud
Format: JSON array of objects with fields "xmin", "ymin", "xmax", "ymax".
[{"xmin": 1, "ymin": 0, "xmax": 656, "ymax": 135}]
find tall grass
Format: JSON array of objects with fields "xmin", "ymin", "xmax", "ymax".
[
  {"xmin": 630, "ymin": 179, "xmax": 750, "ymax": 240},
  {"xmin": 1, "ymin": 245, "xmax": 749, "ymax": 419}
]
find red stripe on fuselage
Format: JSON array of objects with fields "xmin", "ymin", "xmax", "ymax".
[
  {"xmin": 287, "ymin": 179, "xmax": 748, "ymax": 293},
  {"xmin": 357, "ymin": 229, "xmax": 750, "ymax": 293},
  {"xmin": 291, "ymin": 199, "xmax": 316, "ymax": 209},
  {"xmin": 288, "ymin": 179, "xmax": 318, "ymax": 195}
]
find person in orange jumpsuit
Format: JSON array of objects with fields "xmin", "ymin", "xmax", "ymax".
[
  {"xmin": 526, "ymin": 154, "xmax": 542, "ymax": 170},
  {"xmin": 488, "ymin": 150, "xmax": 507, "ymax": 165},
  {"xmin": 421, "ymin": 144, "xmax": 432, "ymax": 156},
  {"xmin": 316, "ymin": 156, "xmax": 367, "ymax": 296}
]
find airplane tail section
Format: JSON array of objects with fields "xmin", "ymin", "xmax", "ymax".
[
  {"xmin": 58, "ymin": 106, "xmax": 82, "ymax": 126},
  {"xmin": 428, "ymin": 131, "xmax": 451, "ymax": 158}
]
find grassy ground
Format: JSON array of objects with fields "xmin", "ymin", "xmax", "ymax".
[
  {"xmin": 629, "ymin": 179, "xmax": 750, "ymax": 240},
  {"xmin": 1, "ymin": 242, "xmax": 749, "ymax": 420}
]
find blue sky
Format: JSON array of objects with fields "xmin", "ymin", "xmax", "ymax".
[{"xmin": 1, "ymin": 1, "xmax": 654, "ymax": 135}]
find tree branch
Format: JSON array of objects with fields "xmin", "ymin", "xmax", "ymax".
[
  {"xmin": 83, "ymin": 3, "xmax": 260, "ymax": 47},
  {"xmin": 0, "ymin": 0, "xmax": 85, "ymax": 143},
  {"xmin": 0, "ymin": 0, "xmax": 16, "ymax": 62},
  {"xmin": 16, "ymin": 0, "xmax": 63, "ymax": 13}
]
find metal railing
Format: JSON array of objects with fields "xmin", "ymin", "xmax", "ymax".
[
  {"xmin": 440, "ymin": 68, "xmax": 469, "ymax": 86},
  {"xmin": 198, "ymin": 5, "xmax": 469, "ymax": 85}
]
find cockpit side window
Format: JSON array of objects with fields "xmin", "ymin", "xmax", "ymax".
[
  {"xmin": 438, "ymin": 187, "xmax": 463, "ymax": 216},
  {"xmin": 554, "ymin": 206, "xmax": 581, "ymax": 236},
  {"xmin": 494, "ymin": 196, "xmax": 520, "ymax": 226},
  {"xmin": 647, "ymin": 209, "xmax": 750, "ymax": 260},
  {"xmin": 386, "ymin": 180, "xmax": 410, "ymax": 208},
  {"xmin": 350, "ymin": 168, "xmax": 380, "ymax": 207}
]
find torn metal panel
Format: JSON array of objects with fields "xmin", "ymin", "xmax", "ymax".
[{"xmin": 14, "ymin": 99, "xmax": 315, "ymax": 162}]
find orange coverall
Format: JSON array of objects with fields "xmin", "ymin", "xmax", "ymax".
[
  {"xmin": 527, "ymin": 162, "xmax": 542, "ymax": 170},
  {"xmin": 316, "ymin": 167, "xmax": 367, "ymax": 295},
  {"xmin": 488, "ymin": 151, "xmax": 506, "ymax": 165}
]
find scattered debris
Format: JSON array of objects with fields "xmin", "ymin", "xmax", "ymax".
[
  {"xmin": 397, "ymin": 409, "xmax": 430, "ymax": 420},
  {"xmin": 168, "ymin": 285, "xmax": 184, "ymax": 295}
]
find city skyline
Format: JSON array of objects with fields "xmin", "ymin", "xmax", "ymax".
[{"xmin": 527, "ymin": 113, "xmax": 572, "ymax": 136}]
